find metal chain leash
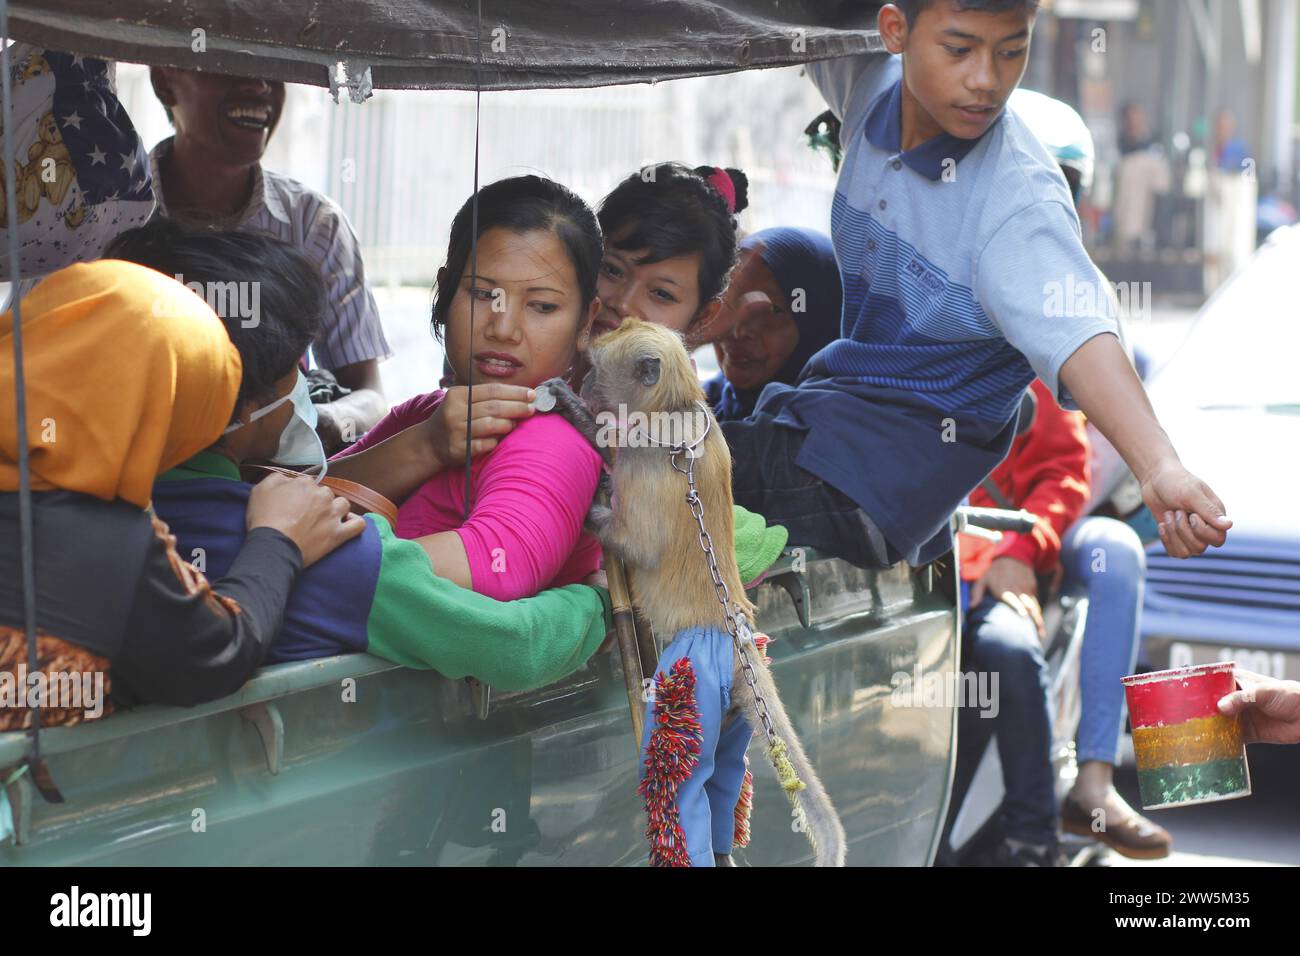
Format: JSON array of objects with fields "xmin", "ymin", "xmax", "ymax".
[
  {"xmin": 666, "ymin": 431, "xmax": 780, "ymax": 750},
  {"xmin": 652, "ymin": 404, "xmax": 817, "ymax": 856}
]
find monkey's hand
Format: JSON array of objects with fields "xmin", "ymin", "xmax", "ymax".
[
  {"xmin": 586, "ymin": 501, "xmax": 614, "ymax": 541},
  {"xmin": 536, "ymin": 377, "xmax": 612, "ymax": 466}
]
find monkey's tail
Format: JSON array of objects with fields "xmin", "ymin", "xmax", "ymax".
[{"xmin": 733, "ymin": 640, "xmax": 847, "ymax": 867}]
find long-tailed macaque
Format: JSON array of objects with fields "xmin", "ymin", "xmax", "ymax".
[{"xmin": 581, "ymin": 317, "xmax": 846, "ymax": 867}]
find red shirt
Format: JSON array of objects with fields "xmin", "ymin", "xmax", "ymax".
[{"xmin": 960, "ymin": 379, "xmax": 1091, "ymax": 582}]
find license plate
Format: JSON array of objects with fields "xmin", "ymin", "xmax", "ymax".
[{"xmin": 1147, "ymin": 638, "xmax": 1299, "ymax": 682}]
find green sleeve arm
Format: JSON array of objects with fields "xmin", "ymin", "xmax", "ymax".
[
  {"xmin": 364, "ymin": 519, "xmax": 612, "ymax": 691},
  {"xmin": 733, "ymin": 504, "xmax": 789, "ymax": 584}
]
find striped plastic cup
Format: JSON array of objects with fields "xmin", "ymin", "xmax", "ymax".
[{"xmin": 1122, "ymin": 662, "xmax": 1251, "ymax": 810}]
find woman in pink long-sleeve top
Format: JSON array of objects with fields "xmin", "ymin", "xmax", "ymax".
[{"xmin": 331, "ymin": 176, "xmax": 605, "ymax": 600}]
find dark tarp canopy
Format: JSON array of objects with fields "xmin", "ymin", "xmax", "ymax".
[{"xmin": 10, "ymin": 1, "xmax": 885, "ymax": 97}]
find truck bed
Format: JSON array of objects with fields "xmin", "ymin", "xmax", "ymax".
[{"xmin": 0, "ymin": 552, "xmax": 958, "ymax": 866}]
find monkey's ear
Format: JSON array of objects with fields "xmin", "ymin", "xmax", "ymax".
[{"xmin": 636, "ymin": 354, "xmax": 661, "ymax": 387}]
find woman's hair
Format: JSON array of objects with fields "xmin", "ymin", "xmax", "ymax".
[
  {"xmin": 431, "ymin": 175, "xmax": 603, "ymax": 342},
  {"xmin": 104, "ymin": 218, "xmax": 322, "ymax": 414},
  {"xmin": 598, "ymin": 163, "xmax": 750, "ymax": 309}
]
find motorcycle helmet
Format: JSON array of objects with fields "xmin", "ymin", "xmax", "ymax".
[{"xmin": 1009, "ymin": 88, "xmax": 1095, "ymax": 205}]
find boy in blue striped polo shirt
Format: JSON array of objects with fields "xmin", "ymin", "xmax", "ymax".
[{"xmin": 722, "ymin": 0, "xmax": 1230, "ymax": 568}]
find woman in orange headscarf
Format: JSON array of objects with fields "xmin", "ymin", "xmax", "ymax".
[{"xmin": 0, "ymin": 260, "xmax": 362, "ymax": 729}]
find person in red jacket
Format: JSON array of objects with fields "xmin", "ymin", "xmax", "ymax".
[
  {"xmin": 959, "ymin": 379, "xmax": 1170, "ymax": 864},
  {"xmin": 962, "ymin": 380, "xmax": 1089, "ymax": 624}
]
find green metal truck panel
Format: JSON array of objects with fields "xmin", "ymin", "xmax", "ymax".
[{"xmin": 0, "ymin": 553, "xmax": 958, "ymax": 866}]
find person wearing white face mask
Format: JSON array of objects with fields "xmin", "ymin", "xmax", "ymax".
[
  {"xmin": 107, "ymin": 220, "xmax": 616, "ymax": 687},
  {"xmin": 0, "ymin": 259, "xmax": 365, "ymax": 727},
  {"xmin": 223, "ymin": 368, "xmax": 330, "ymax": 480}
]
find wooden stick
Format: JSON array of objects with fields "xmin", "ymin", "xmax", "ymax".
[
  {"xmin": 604, "ymin": 553, "xmax": 645, "ymax": 747},
  {"xmin": 632, "ymin": 607, "xmax": 659, "ymax": 685}
]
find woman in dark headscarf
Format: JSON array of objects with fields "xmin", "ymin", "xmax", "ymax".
[{"xmin": 704, "ymin": 227, "xmax": 843, "ymax": 422}]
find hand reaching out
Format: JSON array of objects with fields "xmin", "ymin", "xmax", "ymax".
[
  {"xmin": 1057, "ymin": 335, "xmax": 1231, "ymax": 560},
  {"xmin": 1141, "ymin": 461, "xmax": 1232, "ymax": 558}
]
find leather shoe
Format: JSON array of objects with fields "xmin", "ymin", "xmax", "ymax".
[{"xmin": 1062, "ymin": 793, "xmax": 1172, "ymax": 860}]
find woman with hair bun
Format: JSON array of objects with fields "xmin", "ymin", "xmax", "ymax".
[{"xmin": 594, "ymin": 162, "xmax": 751, "ymax": 346}]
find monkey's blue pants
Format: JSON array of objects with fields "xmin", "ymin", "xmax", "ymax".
[{"xmin": 639, "ymin": 625, "xmax": 753, "ymax": 867}]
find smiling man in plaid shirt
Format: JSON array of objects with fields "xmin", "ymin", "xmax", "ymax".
[{"xmin": 149, "ymin": 67, "xmax": 391, "ymax": 452}]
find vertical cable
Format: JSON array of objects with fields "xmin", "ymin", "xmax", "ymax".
[
  {"xmin": 463, "ymin": 0, "xmax": 483, "ymax": 520},
  {"xmin": 0, "ymin": 5, "xmax": 44, "ymax": 769}
]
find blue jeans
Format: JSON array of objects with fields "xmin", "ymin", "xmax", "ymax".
[
  {"xmin": 1058, "ymin": 516, "xmax": 1145, "ymax": 766},
  {"xmin": 962, "ymin": 594, "xmax": 1057, "ymax": 846},
  {"xmin": 639, "ymin": 625, "xmax": 752, "ymax": 866},
  {"xmin": 720, "ymin": 415, "xmax": 901, "ymax": 569}
]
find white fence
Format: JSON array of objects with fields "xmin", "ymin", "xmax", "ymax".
[
  {"xmin": 115, "ymin": 63, "xmax": 838, "ymax": 288},
  {"xmin": 111, "ymin": 64, "xmax": 838, "ymax": 401}
]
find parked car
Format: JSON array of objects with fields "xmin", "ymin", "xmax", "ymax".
[{"xmin": 1135, "ymin": 225, "xmax": 1300, "ymax": 682}]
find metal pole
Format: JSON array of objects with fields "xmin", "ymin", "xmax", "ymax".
[{"xmin": 0, "ymin": 0, "xmax": 45, "ymax": 776}]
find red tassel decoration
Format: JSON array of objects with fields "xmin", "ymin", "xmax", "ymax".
[
  {"xmin": 733, "ymin": 765, "xmax": 754, "ymax": 848},
  {"xmin": 638, "ymin": 657, "xmax": 703, "ymax": 867}
]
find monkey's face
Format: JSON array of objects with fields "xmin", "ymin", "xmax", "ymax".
[
  {"xmin": 584, "ymin": 317, "xmax": 700, "ymax": 415},
  {"xmin": 443, "ymin": 226, "xmax": 597, "ymax": 388}
]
